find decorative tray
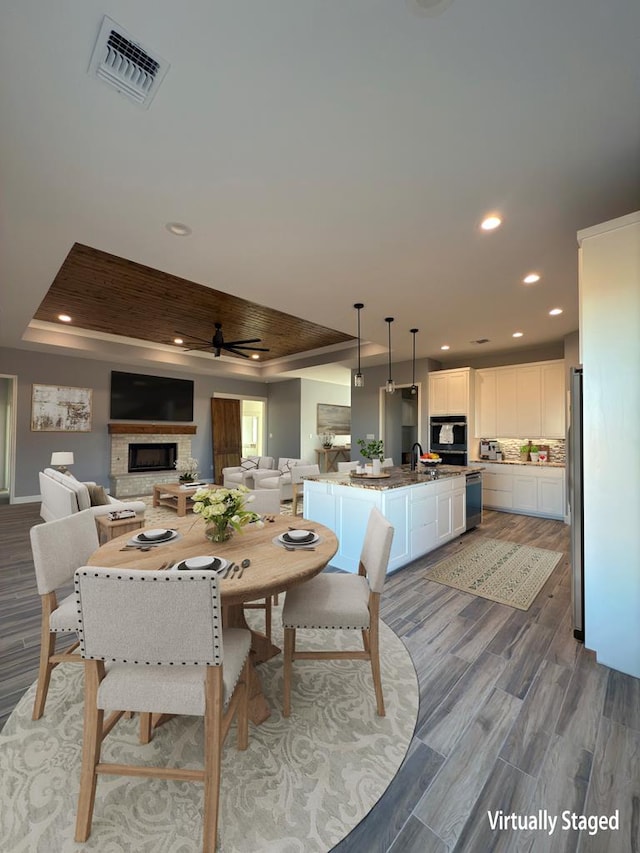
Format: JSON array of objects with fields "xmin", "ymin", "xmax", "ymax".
[{"xmin": 349, "ymin": 471, "xmax": 391, "ymax": 479}]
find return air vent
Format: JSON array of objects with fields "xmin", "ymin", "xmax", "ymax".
[{"xmin": 88, "ymin": 16, "xmax": 169, "ymax": 108}]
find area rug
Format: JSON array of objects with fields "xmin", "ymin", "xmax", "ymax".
[
  {"xmin": 425, "ymin": 537, "xmax": 563, "ymax": 610},
  {"xmin": 0, "ymin": 605, "xmax": 417, "ymax": 852}
]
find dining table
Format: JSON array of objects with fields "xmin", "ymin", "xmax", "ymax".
[{"xmin": 87, "ymin": 513, "xmax": 338, "ymax": 724}]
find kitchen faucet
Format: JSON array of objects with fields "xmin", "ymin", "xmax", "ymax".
[{"xmin": 411, "ymin": 442, "xmax": 423, "ymax": 471}]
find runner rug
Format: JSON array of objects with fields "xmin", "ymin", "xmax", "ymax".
[
  {"xmin": 425, "ymin": 537, "xmax": 563, "ymax": 610},
  {"xmin": 0, "ymin": 605, "xmax": 417, "ymax": 852}
]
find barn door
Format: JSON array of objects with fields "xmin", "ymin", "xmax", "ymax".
[{"xmin": 211, "ymin": 398, "xmax": 241, "ymax": 484}]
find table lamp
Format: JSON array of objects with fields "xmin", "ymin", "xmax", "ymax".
[{"xmin": 50, "ymin": 451, "xmax": 74, "ymax": 474}]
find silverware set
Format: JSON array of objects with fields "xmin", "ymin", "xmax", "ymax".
[{"xmin": 221, "ymin": 558, "xmax": 251, "ymax": 579}]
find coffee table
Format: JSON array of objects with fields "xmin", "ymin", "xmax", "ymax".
[{"xmin": 152, "ymin": 482, "xmax": 217, "ymax": 517}]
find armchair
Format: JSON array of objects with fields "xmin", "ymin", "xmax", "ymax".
[
  {"xmin": 222, "ymin": 456, "xmax": 274, "ymax": 488},
  {"xmin": 251, "ymin": 458, "xmax": 303, "ymax": 502}
]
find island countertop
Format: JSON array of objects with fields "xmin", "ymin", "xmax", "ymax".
[{"xmin": 303, "ymin": 465, "xmax": 477, "ymax": 491}]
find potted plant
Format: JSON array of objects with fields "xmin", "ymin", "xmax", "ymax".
[
  {"xmin": 175, "ymin": 456, "xmax": 199, "ymax": 482},
  {"xmin": 529, "ymin": 445, "xmax": 540, "ymax": 463},
  {"xmin": 519, "ymin": 444, "xmax": 530, "ymax": 462},
  {"xmin": 357, "ymin": 438, "xmax": 385, "ymax": 474}
]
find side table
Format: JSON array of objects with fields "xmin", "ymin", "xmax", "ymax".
[{"xmin": 95, "ymin": 512, "xmax": 145, "ymax": 545}]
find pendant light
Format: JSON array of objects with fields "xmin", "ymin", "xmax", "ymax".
[
  {"xmin": 410, "ymin": 328, "xmax": 419, "ymax": 395},
  {"xmin": 353, "ymin": 303, "xmax": 364, "ymax": 388},
  {"xmin": 385, "ymin": 317, "xmax": 395, "ymax": 394}
]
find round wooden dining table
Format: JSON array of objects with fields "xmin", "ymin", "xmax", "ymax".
[{"xmin": 87, "ymin": 513, "xmax": 338, "ymax": 723}]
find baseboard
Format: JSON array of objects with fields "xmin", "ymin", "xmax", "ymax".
[{"xmin": 10, "ymin": 494, "xmax": 40, "ymax": 504}]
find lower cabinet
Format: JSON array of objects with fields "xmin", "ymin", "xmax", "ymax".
[
  {"xmin": 304, "ymin": 476, "xmax": 466, "ymax": 574},
  {"xmin": 470, "ymin": 463, "xmax": 565, "ymax": 520}
]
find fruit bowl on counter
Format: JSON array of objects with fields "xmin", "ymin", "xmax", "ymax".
[{"xmin": 420, "ymin": 454, "xmax": 442, "ymax": 467}]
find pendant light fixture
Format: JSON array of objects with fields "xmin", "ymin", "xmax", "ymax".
[
  {"xmin": 353, "ymin": 302, "xmax": 364, "ymax": 388},
  {"xmin": 410, "ymin": 328, "xmax": 419, "ymax": 395},
  {"xmin": 385, "ymin": 317, "xmax": 395, "ymax": 394}
]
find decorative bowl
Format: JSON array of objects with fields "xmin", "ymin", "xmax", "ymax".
[
  {"xmin": 287, "ymin": 529, "xmax": 311, "ymax": 541},
  {"xmin": 143, "ymin": 528, "xmax": 171, "ymax": 540}
]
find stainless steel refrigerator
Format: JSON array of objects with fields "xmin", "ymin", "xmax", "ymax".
[{"xmin": 569, "ymin": 366, "xmax": 584, "ymax": 642}]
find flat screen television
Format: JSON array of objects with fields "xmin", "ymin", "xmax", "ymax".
[{"xmin": 110, "ymin": 371, "xmax": 194, "ymax": 422}]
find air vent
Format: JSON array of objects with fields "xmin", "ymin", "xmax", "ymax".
[
  {"xmin": 470, "ymin": 338, "xmax": 490, "ymax": 345},
  {"xmin": 88, "ymin": 16, "xmax": 169, "ymax": 108}
]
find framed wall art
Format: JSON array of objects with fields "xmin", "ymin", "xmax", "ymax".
[
  {"xmin": 31, "ymin": 384, "xmax": 93, "ymax": 432},
  {"xmin": 317, "ymin": 403, "xmax": 351, "ymax": 435}
]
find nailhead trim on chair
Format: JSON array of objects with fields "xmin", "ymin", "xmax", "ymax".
[
  {"xmin": 283, "ymin": 623, "xmax": 369, "ymax": 630},
  {"xmin": 75, "ymin": 571, "xmax": 223, "ymax": 667}
]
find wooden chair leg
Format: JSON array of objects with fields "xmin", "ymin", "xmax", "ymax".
[
  {"xmin": 236, "ymin": 658, "xmax": 249, "ymax": 751},
  {"xmin": 283, "ymin": 627, "xmax": 295, "ymax": 717},
  {"xmin": 202, "ymin": 668, "xmax": 223, "ymax": 853},
  {"xmin": 33, "ymin": 627, "xmax": 56, "ymax": 720},
  {"xmin": 369, "ymin": 623, "xmax": 385, "ymax": 717},
  {"xmin": 139, "ymin": 712, "xmax": 153, "ymax": 744},
  {"xmin": 264, "ymin": 597, "xmax": 272, "ymax": 642},
  {"xmin": 273, "ymin": 593, "xmax": 279, "ymax": 606},
  {"xmin": 75, "ymin": 661, "xmax": 105, "ymax": 842}
]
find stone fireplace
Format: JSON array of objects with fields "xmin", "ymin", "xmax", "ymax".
[{"xmin": 109, "ymin": 424, "xmax": 197, "ymax": 497}]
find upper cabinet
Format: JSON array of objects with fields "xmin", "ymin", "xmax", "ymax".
[
  {"xmin": 428, "ymin": 368, "xmax": 473, "ymax": 415},
  {"xmin": 475, "ymin": 360, "xmax": 565, "ymax": 438}
]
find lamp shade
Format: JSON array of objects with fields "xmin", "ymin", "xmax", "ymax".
[{"xmin": 50, "ymin": 452, "xmax": 74, "ymax": 467}]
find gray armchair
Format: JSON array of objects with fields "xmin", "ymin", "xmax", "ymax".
[{"xmin": 222, "ymin": 456, "xmax": 274, "ymax": 488}]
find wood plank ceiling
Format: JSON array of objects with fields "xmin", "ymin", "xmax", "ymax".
[{"xmin": 33, "ymin": 244, "xmax": 353, "ymax": 362}]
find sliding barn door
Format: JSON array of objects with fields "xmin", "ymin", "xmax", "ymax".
[{"xmin": 211, "ymin": 398, "xmax": 241, "ymax": 484}]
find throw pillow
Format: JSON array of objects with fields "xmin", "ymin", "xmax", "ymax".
[
  {"xmin": 240, "ymin": 456, "xmax": 259, "ymax": 470},
  {"xmin": 87, "ymin": 484, "xmax": 111, "ymax": 506},
  {"xmin": 278, "ymin": 458, "xmax": 298, "ymax": 474}
]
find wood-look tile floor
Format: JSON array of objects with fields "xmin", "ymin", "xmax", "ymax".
[{"xmin": 1, "ymin": 504, "xmax": 638, "ymax": 852}]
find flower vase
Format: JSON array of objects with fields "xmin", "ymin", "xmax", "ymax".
[
  {"xmin": 372, "ymin": 459, "xmax": 382, "ymax": 475},
  {"xmin": 205, "ymin": 523, "xmax": 233, "ymax": 543},
  {"xmin": 180, "ymin": 475, "xmax": 195, "ymax": 483}
]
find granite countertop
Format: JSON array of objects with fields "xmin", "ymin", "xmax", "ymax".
[
  {"xmin": 472, "ymin": 459, "xmax": 565, "ymax": 468},
  {"xmin": 304, "ymin": 465, "xmax": 473, "ymax": 491}
]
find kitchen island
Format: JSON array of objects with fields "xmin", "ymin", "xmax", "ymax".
[{"xmin": 303, "ymin": 467, "xmax": 473, "ymax": 573}]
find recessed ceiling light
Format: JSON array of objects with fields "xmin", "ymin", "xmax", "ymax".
[
  {"xmin": 173, "ymin": 337, "xmax": 184, "ymax": 345},
  {"xmin": 549, "ymin": 307, "xmax": 563, "ymax": 316},
  {"xmin": 481, "ymin": 215, "xmax": 502, "ymax": 231},
  {"xmin": 512, "ymin": 331, "xmax": 524, "ymax": 338},
  {"xmin": 58, "ymin": 314, "xmax": 72, "ymax": 323},
  {"xmin": 523, "ymin": 273, "xmax": 540, "ymax": 284},
  {"xmin": 440, "ymin": 345, "xmax": 450, "ymax": 351},
  {"xmin": 166, "ymin": 222, "xmax": 192, "ymax": 237},
  {"xmin": 251, "ymin": 353, "xmax": 260, "ymax": 360}
]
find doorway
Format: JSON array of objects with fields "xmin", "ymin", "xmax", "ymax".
[
  {"xmin": 0, "ymin": 375, "xmax": 17, "ymax": 504},
  {"xmin": 380, "ymin": 384, "xmax": 421, "ymax": 466}
]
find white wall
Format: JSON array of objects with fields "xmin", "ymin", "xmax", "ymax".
[{"xmin": 578, "ymin": 211, "xmax": 640, "ymax": 677}]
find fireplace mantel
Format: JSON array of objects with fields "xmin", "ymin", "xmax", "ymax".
[{"xmin": 108, "ymin": 424, "xmax": 197, "ymax": 435}]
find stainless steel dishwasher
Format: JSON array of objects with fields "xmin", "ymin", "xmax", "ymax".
[{"xmin": 465, "ymin": 471, "xmax": 482, "ymax": 530}]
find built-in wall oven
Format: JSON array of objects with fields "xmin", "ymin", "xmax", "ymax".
[{"xmin": 429, "ymin": 415, "xmax": 468, "ymax": 466}]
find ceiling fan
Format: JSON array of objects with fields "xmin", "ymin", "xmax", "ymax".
[{"xmin": 174, "ymin": 322, "xmax": 270, "ymax": 359}]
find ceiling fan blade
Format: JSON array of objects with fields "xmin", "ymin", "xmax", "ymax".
[
  {"xmin": 230, "ymin": 345, "xmax": 270, "ymax": 352},
  {"xmin": 223, "ymin": 347, "xmax": 251, "ymax": 359},
  {"xmin": 183, "ymin": 345, "xmax": 216, "ymax": 351},
  {"xmin": 224, "ymin": 338, "xmax": 263, "ymax": 346}
]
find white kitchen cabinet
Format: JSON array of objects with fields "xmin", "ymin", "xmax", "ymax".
[
  {"xmin": 429, "ymin": 368, "xmax": 472, "ymax": 416},
  {"xmin": 470, "ymin": 462, "xmax": 565, "ymax": 519},
  {"xmin": 541, "ymin": 361, "xmax": 565, "ymax": 437},
  {"xmin": 476, "ymin": 369, "xmax": 497, "ymax": 437},
  {"xmin": 474, "ymin": 360, "xmax": 565, "ymax": 439},
  {"xmin": 516, "ymin": 365, "xmax": 542, "ymax": 437},
  {"xmin": 496, "ymin": 369, "xmax": 518, "ymax": 436},
  {"xmin": 304, "ymin": 474, "xmax": 467, "ymax": 573}
]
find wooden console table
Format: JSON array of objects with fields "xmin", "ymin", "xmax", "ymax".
[{"xmin": 315, "ymin": 446, "xmax": 351, "ymax": 473}]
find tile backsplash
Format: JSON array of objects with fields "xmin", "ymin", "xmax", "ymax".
[{"xmin": 494, "ymin": 437, "xmax": 566, "ymax": 464}]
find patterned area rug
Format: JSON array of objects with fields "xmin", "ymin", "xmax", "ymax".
[
  {"xmin": 0, "ymin": 605, "xmax": 417, "ymax": 852},
  {"xmin": 425, "ymin": 537, "xmax": 563, "ymax": 610}
]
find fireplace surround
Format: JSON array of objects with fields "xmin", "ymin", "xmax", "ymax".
[{"xmin": 109, "ymin": 424, "xmax": 197, "ymax": 497}]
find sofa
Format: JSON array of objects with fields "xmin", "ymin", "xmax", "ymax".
[
  {"xmin": 222, "ymin": 456, "xmax": 275, "ymax": 489},
  {"xmin": 250, "ymin": 458, "xmax": 303, "ymax": 502},
  {"xmin": 39, "ymin": 468, "xmax": 146, "ymax": 523}
]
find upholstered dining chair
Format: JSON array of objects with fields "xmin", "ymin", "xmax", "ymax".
[
  {"xmin": 282, "ymin": 506, "xmax": 394, "ymax": 717},
  {"xmin": 29, "ymin": 508, "xmax": 100, "ymax": 720},
  {"xmin": 290, "ymin": 463, "xmax": 320, "ymax": 516},
  {"xmin": 73, "ymin": 567, "xmax": 251, "ymax": 853},
  {"xmin": 243, "ymin": 488, "xmax": 283, "ymax": 638},
  {"xmin": 337, "ymin": 461, "xmax": 358, "ymax": 472}
]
